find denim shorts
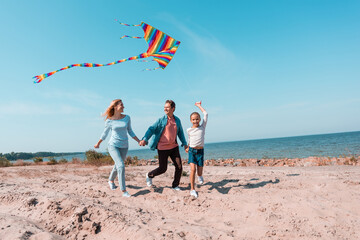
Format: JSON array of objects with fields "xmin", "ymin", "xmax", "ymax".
[{"xmin": 188, "ymin": 147, "xmax": 204, "ymax": 167}]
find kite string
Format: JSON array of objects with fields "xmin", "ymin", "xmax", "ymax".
[{"xmin": 174, "ymin": 60, "xmax": 192, "ymax": 92}]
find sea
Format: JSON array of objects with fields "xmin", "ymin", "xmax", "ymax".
[{"xmin": 49, "ymin": 131, "xmax": 360, "ymax": 162}]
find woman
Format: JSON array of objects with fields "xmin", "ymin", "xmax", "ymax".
[{"xmin": 94, "ymin": 99, "xmax": 140, "ymax": 197}]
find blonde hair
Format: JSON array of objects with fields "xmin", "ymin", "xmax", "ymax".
[{"xmin": 103, "ymin": 99, "xmax": 122, "ymax": 120}]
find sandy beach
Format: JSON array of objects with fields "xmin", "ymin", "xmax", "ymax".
[{"xmin": 1, "ymin": 163, "xmax": 360, "ymax": 240}]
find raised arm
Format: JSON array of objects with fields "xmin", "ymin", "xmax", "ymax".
[
  {"xmin": 195, "ymin": 101, "xmax": 208, "ymax": 127},
  {"xmin": 195, "ymin": 101, "xmax": 206, "ymax": 113}
]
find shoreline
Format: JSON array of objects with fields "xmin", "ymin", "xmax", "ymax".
[{"xmin": 4, "ymin": 155, "xmax": 360, "ymax": 168}]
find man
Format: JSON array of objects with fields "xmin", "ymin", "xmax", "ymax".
[{"xmin": 139, "ymin": 100, "xmax": 188, "ymax": 190}]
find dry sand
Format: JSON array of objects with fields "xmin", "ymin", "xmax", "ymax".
[{"xmin": 0, "ymin": 163, "xmax": 360, "ymax": 239}]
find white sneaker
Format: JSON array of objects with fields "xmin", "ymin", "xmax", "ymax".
[
  {"xmin": 190, "ymin": 190, "xmax": 198, "ymax": 198},
  {"xmin": 122, "ymin": 191, "xmax": 131, "ymax": 197},
  {"xmin": 198, "ymin": 176, "xmax": 204, "ymax": 184},
  {"xmin": 146, "ymin": 173, "xmax": 152, "ymax": 187},
  {"xmin": 172, "ymin": 186, "xmax": 181, "ymax": 191},
  {"xmin": 108, "ymin": 181, "xmax": 117, "ymax": 190}
]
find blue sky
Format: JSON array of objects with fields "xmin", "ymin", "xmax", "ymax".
[{"xmin": 1, "ymin": 0, "xmax": 359, "ymax": 153}]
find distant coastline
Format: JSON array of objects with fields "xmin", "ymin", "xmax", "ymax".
[
  {"xmin": 2, "ymin": 130, "xmax": 360, "ymax": 161},
  {"xmin": 0, "ymin": 152, "xmax": 83, "ymax": 161}
]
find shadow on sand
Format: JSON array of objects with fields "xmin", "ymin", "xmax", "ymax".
[
  {"xmin": 200, "ymin": 178, "xmax": 280, "ymax": 194},
  {"xmin": 132, "ymin": 189, "xmax": 151, "ymax": 197},
  {"xmin": 128, "ymin": 178, "xmax": 281, "ymax": 196},
  {"xmin": 129, "ymin": 185, "xmax": 172, "ymax": 196}
]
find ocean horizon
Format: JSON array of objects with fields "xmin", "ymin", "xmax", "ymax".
[{"xmin": 43, "ymin": 130, "xmax": 360, "ymax": 162}]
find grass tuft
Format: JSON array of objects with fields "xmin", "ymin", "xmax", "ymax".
[
  {"xmin": 0, "ymin": 157, "xmax": 11, "ymax": 167},
  {"xmin": 85, "ymin": 150, "xmax": 113, "ymax": 166}
]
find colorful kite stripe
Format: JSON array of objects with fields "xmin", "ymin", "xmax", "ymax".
[
  {"xmin": 141, "ymin": 22, "xmax": 180, "ymax": 55},
  {"xmin": 151, "ymin": 43, "xmax": 180, "ymax": 69}
]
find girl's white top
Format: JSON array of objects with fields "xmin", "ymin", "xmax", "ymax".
[
  {"xmin": 187, "ymin": 111, "xmax": 208, "ymax": 148},
  {"xmin": 100, "ymin": 115, "xmax": 136, "ymax": 148}
]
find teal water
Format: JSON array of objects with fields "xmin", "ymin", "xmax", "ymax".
[{"xmin": 51, "ymin": 131, "xmax": 360, "ymax": 161}]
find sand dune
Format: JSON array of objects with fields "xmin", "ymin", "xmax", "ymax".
[{"xmin": 1, "ymin": 164, "xmax": 360, "ymax": 239}]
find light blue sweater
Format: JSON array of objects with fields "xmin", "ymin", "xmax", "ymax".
[{"xmin": 100, "ymin": 115, "xmax": 136, "ymax": 148}]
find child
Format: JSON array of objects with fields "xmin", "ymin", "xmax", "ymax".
[{"xmin": 186, "ymin": 101, "xmax": 208, "ymax": 198}]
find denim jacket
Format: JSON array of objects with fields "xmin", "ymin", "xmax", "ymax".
[{"xmin": 142, "ymin": 115, "xmax": 187, "ymax": 151}]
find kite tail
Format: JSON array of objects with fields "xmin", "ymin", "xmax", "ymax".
[
  {"xmin": 115, "ymin": 19, "xmax": 141, "ymax": 27},
  {"xmin": 116, "ymin": 19, "xmax": 143, "ymax": 39},
  {"xmin": 120, "ymin": 35, "xmax": 143, "ymax": 39},
  {"xmin": 142, "ymin": 67, "xmax": 161, "ymax": 71},
  {"xmin": 33, "ymin": 53, "xmax": 149, "ymax": 83}
]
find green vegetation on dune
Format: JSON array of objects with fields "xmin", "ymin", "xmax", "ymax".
[{"xmin": 0, "ymin": 152, "xmax": 83, "ymax": 161}]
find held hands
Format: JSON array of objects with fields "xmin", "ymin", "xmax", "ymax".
[
  {"xmin": 139, "ymin": 140, "xmax": 147, "ymax": 146},
  {"xmin": 184, "ymin": 145, "xmax": 189, "ymax": 152}
]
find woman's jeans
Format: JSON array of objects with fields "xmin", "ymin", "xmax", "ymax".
[{"xmin": 108, "ymin": 145, "xmax": 128, "ymax": 191}]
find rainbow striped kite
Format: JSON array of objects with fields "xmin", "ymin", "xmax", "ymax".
[{"xmin": 33, "ymin": 21, "xmax": 181, "ymax": 83}]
